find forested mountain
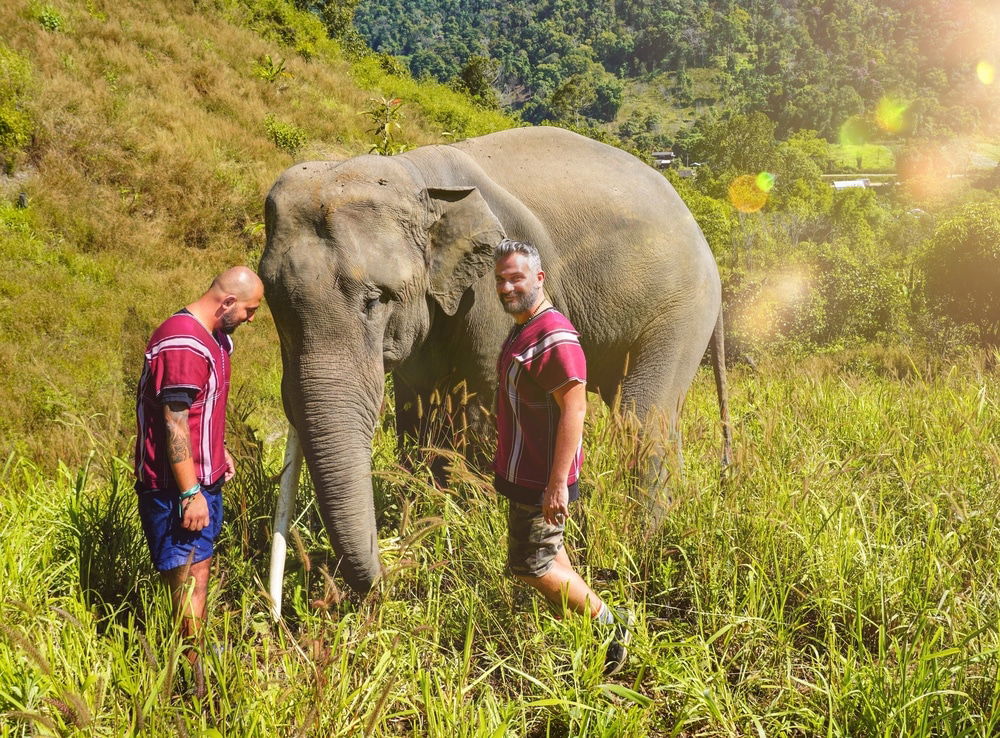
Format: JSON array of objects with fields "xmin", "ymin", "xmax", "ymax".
[{"xmin": 350, "ymin": 0, "xmax": 999, "ymax": 148}]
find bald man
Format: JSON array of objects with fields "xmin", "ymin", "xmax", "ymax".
[{"xmin": 133, "ymin": 266, "xmax": 263, "ymax": 689}]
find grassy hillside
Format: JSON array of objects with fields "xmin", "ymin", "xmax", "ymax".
[{"xmin": 0, "ymin": 0, "xmax": 514, "ymax": 466}]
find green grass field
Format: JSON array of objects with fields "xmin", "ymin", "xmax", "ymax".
[
  {"xmin": 2, "ymin": 349, "xmax": 998, "ymax": 736},
  {"xmin": 828, "ymin": 144, "xmax": 896, "ymax": 173}
]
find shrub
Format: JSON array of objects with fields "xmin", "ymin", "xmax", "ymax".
[
  {"xmin": 253, "ymin": 54, "xmax": 290, "ymax": 83},
  {"xmin": 33, "ymin": 4, "xmax": 64, "ymax": 32},
  {"xmin": 811, "ymin": 240, "xmax": 909, "ymax": 344},
  {"xmin": 921, "ymin": 198, "xmax": 1000, "ymax": 344},
  {"xmin": 724, "ymin": 259, "xmax": 825, "ymax": 355},
  {"xmin": 0, "ymin": 45, "xmax": 34, "ymax": 173},
  {"xmin": 264, "ymin": 113, "xmax": 306, "ymax": 154},
  {"xmin": 235, "ymin": 0, "xmax": 330, "ymax": 59},
  {"xmin": 363, "ymin": 96, "xmax": 406, "ymax": 155}
]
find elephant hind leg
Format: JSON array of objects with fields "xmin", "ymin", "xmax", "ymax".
[{"xmin": 609, "ymin": 315, "xmax": 714, "ymax": 524}]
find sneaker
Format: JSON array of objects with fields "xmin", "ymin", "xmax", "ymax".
[{"xmin": 603, "ymin": 607, "xmax": 635, "ymax": 676}]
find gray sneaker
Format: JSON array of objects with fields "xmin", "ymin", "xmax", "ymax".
[{"xmin": 603, "ymin": 608, "xmax": 635, "ymax": 676}]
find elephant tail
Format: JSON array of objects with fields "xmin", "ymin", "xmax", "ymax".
[{"xmin": 710, "ymin": 308, "xmax": 733, "ymax": 468}]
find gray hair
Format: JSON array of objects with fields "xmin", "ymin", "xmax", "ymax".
[{"xmin": 494, "ymin": 238, "xmax": 542, "ymax": 273}]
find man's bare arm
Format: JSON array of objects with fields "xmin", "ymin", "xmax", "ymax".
[
  {"xmin": 542, "ymin": 380, "xmax": 587, "ymax": 525},
  {"xmin": 163, "ymin": 401, "xmax": 209, "ymax": 531},
  {"xmin": 164, "ymin": 402, "xmax": 197, "ymax": 488}
]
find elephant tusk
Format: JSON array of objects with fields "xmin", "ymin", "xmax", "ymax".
[{"xmin": 269, "ymin": 425, "xmax": 303, "ymax": 620}]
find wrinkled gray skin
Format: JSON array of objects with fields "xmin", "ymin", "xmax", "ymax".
[{"xmin": 260, "ymin": 127, "xmax": 726, "ymax": 594}]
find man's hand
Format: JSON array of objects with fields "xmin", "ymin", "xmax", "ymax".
[
  {"xmin": 542, "ymin": 482, "xmax": 570, "ymax": 527},
  {"xmin": 182, "ymin": 491, "xmax": 210, "ymax": 531},
  {"xmin": 223, "ymin": 447, "xmax": 236, "ymax": 482}
]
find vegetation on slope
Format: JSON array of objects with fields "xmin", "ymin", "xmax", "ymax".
[
  {"xmin": 0, "ymin": 0, "xmax": 514, "ymax": 466},
  {"xmin": 351, "ymin": 0, "xmax": 1000, "ymax": 148}
]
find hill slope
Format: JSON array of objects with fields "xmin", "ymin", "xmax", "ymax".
[{"xmin": 0, "ymin": 0, "xmax": 515, "ymax": 465}]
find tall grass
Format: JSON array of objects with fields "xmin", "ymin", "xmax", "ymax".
[{"xmin": 1, "ymin": 350, "xmax": 998, "ymax": 735}]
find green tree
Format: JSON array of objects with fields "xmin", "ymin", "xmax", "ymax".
[
  {"xmin": 771, "ymin": 132, "xmax": 832, "ymax": 216},
  {"xmin": 922, "ymin": 198, "xmax": 1000, "ymax": 344},
  {"xmin": 684, "ymin": 111, "xmax": 778, "ymax": 177},
  {"xmin": 454, "ymin": 54, "xmax": 501, "ymax": 108}
]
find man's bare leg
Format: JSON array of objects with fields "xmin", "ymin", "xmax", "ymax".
[
  {"xmin": 164, "ymin": 557, "xmax": 211, "ymax": 665},
  {"xmin": 516, "ymin": 547, "xmax": 634, "ymax": 675},
  {"xmin": 515, "ymin": 547, "xmax": 605, "ymax": 617}
]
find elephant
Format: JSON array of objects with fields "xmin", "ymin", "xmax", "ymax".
[{"xmin": 259, "ymin": 126, "xmax": 731, "ymax": 603}]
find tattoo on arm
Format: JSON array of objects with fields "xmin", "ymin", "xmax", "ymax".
[{"xmin": 164, "ymin": 403, "xmax": 192, "ymax": 464}]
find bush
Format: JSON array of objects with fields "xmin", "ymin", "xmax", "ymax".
[
  {"xmin": 0, "ymin": 45, "xmax": 34, "ymax": 173},
  {"xmin": 264, "ymin": 113, "xmax": 306, "ymax": 154},
  {"xmin": 32, "ymin": 4, "xmax": 64, "ymax": 32},
  {"xmin": 811, "ymin": 240, "xmax": 909, "ymax": 344},
  {"xmin": 234, "ymin": 0, "xmax": 331, "ymax": 59},
  {"xmin": 722, "ymin": 237, "xmax": 910, "ymax": 354},
  {"xmin": 922, "ymin": 198, "xmax": 1000, "ymax": 344},
  {"xmin": 723, "ymin": 259, "xmax": 825, "ymax": 354}
]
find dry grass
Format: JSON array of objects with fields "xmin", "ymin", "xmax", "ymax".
[{"xmin": 0, "ymin": 0, "xmax": 514, "ymax": 467}]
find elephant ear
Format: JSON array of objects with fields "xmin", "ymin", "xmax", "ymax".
[{"xmin": 424, "ymin": 186, "xmax": 505, "ymax": 316}]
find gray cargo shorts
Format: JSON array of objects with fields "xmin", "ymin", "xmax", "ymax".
[{"xmin": 506, "ymin": 500, "xmax": 565, "ymax": 578}]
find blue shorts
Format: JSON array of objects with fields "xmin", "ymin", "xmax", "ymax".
[{"xmin": 135, "ymin": 480, "xmax": 224, "ymax": 572}]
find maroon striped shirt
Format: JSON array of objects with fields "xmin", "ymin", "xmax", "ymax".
[
  {"xmin": 134, "ymin": 312, "xmax": 232, "ymax": 492},
  {"xmin": 493, "ymin": 308, "xmax": 586, "ymax": 492}
]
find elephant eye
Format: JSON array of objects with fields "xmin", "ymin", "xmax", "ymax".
[{"xmin": 364, "ymin": 288, "xmax": 391, "ymax": 316}]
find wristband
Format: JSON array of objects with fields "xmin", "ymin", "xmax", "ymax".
[{"xmin": 178, "ymin": 484, "xmax": 202, "ymax": 520}]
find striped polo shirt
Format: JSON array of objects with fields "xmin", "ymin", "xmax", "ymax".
[
  {"xmin": 493, "ymin": 307, "xmax": 586, "ymax": 496},
  {"xmin": 134, "ymin": 310, "xmax": 232, "ymax": 492}
]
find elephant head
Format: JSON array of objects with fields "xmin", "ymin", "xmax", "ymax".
[{"xmin": 259, "ymin": 155, "xmax": 505, "ymax": 593}]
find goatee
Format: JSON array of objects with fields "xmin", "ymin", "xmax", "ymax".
[{"xmin": 500, "ymin": 286, "xmax": 540, "ymax": 315}]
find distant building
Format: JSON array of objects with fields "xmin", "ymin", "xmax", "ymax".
[
  {"xmin": 651, "ymin": 151, "xmax": 676, "ymax": 168},
  {"xmin": 832, "ymin": 178, "xmax": 871, "ymax": 190}
]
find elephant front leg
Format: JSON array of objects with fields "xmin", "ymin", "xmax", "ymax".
[{"xmin": 392, "ymin": 373, "xmax": 452, "ymax": 486}]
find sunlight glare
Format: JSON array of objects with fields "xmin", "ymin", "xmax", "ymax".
[
  {"xmin": 756, "ymin": 171, "xmax": 776, "ymax": 193},
  {"xmin": 728, "ymin": 174, "xmax": 768, "ymax": 213},
  {"xmin": 978, "ymin": 61, "xmax": 996, "ymax": 85},
  {"xmin": 875, "ymin": 97, "xmax": 909, "ymax": 134}
]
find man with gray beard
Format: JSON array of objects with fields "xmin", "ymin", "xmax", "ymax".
[{"xmin": 492, "ymin": 238, "xmax": 633, "ymax": 676}]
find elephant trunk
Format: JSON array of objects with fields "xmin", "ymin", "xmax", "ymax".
[{"xmin": 292, "ymin": 352, "xmax": 384, "ymax": 594}]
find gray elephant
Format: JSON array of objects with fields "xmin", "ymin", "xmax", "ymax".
[{"xmin": 259, "ymin": 126, "xmax": 731, "ymax": 599}]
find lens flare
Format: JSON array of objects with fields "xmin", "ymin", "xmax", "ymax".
[
  {"xmin": 978, "ymin": 61, "xmax": 996, "ymax": 85},
  {"xmin": 875, "ymin": 97, "xmax": 910, "ymax": 134},
  {"xmin": 756, "ymin": 172, "xmax": 776, "ymax": 192},
  {"xmin": 728, "ymin": 174, "xmax": 768, "ymax": 213},
  {"xmin": 734, "ymin": 270, "xmax": 812, "ymax": 342}
]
